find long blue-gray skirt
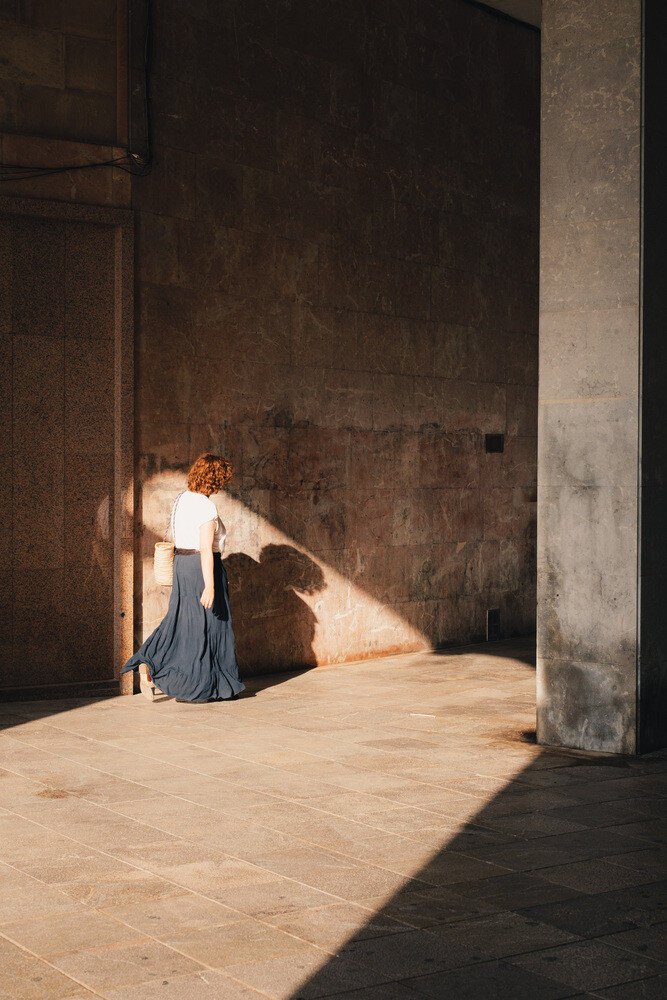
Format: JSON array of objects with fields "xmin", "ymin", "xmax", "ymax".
[{"xmin": 121, "ymin": 552, "xmax": 245, "ymax": 702}]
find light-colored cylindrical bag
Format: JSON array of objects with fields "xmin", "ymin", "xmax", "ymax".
[{"xmin": 153, "ymin": 492, "xmax": 184, "ymax": 586}]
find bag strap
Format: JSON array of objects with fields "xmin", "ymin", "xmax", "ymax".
[{"xmin": 164, "ymin": 491, "xmax": 185, "ymax": 543}]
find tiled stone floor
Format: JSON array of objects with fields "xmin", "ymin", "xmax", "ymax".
[{"xmin": 0, "ymin": 639, "xmax": 665, "ymax": 1000}]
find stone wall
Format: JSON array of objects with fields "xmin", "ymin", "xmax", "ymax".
[
  {"xmin": 0, "ymin": 2, "xmax": 127, "ymax": 211},
  {"xmin": 0, "ymin": 3, "xmax": 135, "ymax": 697},
  {"xmin": 0, "ymin": 1, "xmax": 118, "ymax": 145},
  {"xmin": 136, "ymin": 0, "xmax": 540, "ymax": 672}
]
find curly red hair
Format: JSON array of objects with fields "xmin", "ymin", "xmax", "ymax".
[{"xmin": 187, "ymin": 453, "xmax": 233, "ymax": 495}]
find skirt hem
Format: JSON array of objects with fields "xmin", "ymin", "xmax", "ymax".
[{"xmin": 122, "ymin": 652, "xmax": 245, "ymax": 702}]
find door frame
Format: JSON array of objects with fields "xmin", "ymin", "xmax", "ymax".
[{"xmin": 0, "ymin": 195, "xmax": 134, "ymax": 698}]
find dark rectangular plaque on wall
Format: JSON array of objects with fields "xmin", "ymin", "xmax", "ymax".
[
  {"xmin": 486, "ymin": 608, "xmax": 501, "ymax": 642},
  {"xmin": 485, "ymin": 433, "xmax": 505, "ymax": 453}
]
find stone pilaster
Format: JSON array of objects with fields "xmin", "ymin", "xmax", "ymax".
[{"xmin": 538, "ymin": 0, "xmax": 667, "ymax": 753}]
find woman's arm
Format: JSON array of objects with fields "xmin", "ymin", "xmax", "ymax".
[{"xmin": 199, "ymin": 519, "xmax": 216, "ymax": 608}]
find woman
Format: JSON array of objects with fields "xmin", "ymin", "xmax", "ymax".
[{"xmin": 122, "ymin": 453, "xmax": 245, "ymax": 703}]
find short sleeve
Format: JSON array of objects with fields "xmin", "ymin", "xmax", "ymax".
[{"xmin": 195, "ymin": 495, "xmax": 218, "ymax": 527}]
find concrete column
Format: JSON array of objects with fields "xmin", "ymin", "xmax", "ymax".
[{"xmin": 538, "ymin": 0, "xmax": 667, "ymax": 754}]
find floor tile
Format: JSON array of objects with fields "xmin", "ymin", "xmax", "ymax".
[
  {"xmin": 265, "ymin": 901, "xmax": 410, "ymax": 947},
  {"xmin": 536, "ymin": 859, "xmax": 656, "ymax": 895},
  {"xmin": 324, "ymin": 986, "xmax": 421, "ymax": 1000},
  {"xmin": 404, "ymin": 958, "xmax": 576, "ymax": 998},
  {"xmin": 0, "ymin": 936, "xmax": 89, "ymax": 1000},
  {"xmin": 0, "ymin": 863, "xmax": 80, "ymax": 923},
  {"xmin": 460, "ymin": 829, "xmax": 651, "ymax": 873},
  {"xmin": 337, "ymin": 926, "xmax": 487, "ymax": 979},
  {"xmin": 479, "ymin": 812, "xmax": 588, "ymax": 839},
  {"xmin": 17, "ymin": 850, "xmax": 135, "ymax": 886},
  {"xmin": 1, "ymin": 908, "xmax": 142, "ymax": 958},
  {"xmin": 520, "ymin": 882, "xmax": 667, "ymax": 937},
  {"xmin": 58, "ymin": 871, "xmax": 186, "ymax": 908},
  {"xmin": 602, "ymin": 821, "xmax": 665, "ymax": 846},
  {"xmin": 425, "ymin": 910, "xmax": 577, "ymax": 961},
  {"xmin": 102, "ymin": 891, "xmax": 241, "ymax": 938},
  {"xmin": 591, "ymin": 926, "xmax": 667, "ymax": 964},
  {"xmin": 165, "ymin": 917, "xmax": 314, "ymax": 967},
  {"xmin": 51, "ymin": 940, "xmax": 205, "ymax": 992},
  {"xmin": 507, "ymin": 939, "xmax": 664, "ymax": 991},
  {"xmin": 605, "ymin": 849, "xmax": 667, "ymax": 877},
  {"xmin": 593, "ymin": 976, "xmax": 667, "ymax": 999},
  {"xmin": 444, "ymin": 871, "xmax": 584, "ymax": 910},
  {"xmin": 104, "ymin": 969, "xmax": 264, "ymax": 999},
  {"xmin": 547, "ymin": 799, "xmax": 660, "ymax": 830},
  {"xmin": 222, "ymin": 947, "xmax": 381, "ymax": 998},
  {"xmin": 358, "ymin": 887, "xmax": 499, "ymax": 929},
  {"xmin": 189, "ymin": 877, "xmax": 341, "ymax": 918}
]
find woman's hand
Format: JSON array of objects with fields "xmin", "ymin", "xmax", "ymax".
[{"xmin": 200, "ymin": 585, "xmax": 214, "ymax": 609}]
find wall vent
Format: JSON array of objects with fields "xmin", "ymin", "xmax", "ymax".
[{"xmin": 485, "ymin": 433, "xmax": 504, "ymax": 453}]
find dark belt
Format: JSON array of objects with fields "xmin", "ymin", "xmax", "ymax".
[{"xmin": 174, "ymin": 548, "xmax": 221, "ymax": 556}]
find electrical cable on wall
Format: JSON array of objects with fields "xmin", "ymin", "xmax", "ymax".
[{"xmin": 0, "ymin": 0, "xmax": 153, "ymax": 183}]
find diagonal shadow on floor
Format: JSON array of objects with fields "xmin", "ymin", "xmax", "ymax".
[{"xmin": 275, "ymin": 748, "xmax": 667, "ymax": 1000}]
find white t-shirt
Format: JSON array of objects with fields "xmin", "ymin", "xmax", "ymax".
[{"xmin": 172, "ymin": 491, "xmax": 226, "ymax": 553}]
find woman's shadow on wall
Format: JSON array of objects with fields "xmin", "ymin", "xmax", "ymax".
[{"xmin": 225, "ymin": 544, "xmax": 326, "ymax": 689}]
